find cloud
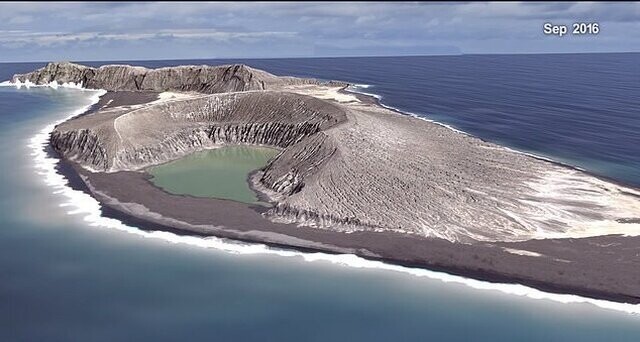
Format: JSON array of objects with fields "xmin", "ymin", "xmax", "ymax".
[
  {"xmin": 0, "ymin": 2, "xmax": 637, "ymax": 61},
  {"xmin": 0, "ymin": 29, "xmax": 297, "ymax": 47}
]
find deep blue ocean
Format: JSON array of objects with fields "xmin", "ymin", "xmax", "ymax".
[{"xmin": 1, "ymin": 54, "xmax": 639, "ymax": 341}]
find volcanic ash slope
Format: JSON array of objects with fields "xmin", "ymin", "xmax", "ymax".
[{"xmin": 16, "ymin": 62, "xmax": 640, "ymax": 243}]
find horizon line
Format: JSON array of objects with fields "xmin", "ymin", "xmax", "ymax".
[{"xmin": 1, "ymin": 51, "xmax": 638, "ymax": 64}]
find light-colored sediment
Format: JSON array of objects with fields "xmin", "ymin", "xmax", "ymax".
[
  {"xmin": 16, "ymin": 62, "xmax": 640, "ymax": 243},
  {"xmin": 267, "ymin": 85, "xmax": 640, "ymax": 242}
]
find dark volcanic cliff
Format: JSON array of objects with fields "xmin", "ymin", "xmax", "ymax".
[{"xmin": 12, "ymin": 62, "xmax": 322, "ymax": 93}]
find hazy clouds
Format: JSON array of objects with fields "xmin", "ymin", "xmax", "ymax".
[{"xmin": 0, "ymin": 2, "xmax": 638, "ymax": 62}]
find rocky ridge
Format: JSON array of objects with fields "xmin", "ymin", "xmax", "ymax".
[
  {"xmin": 12, "ymin": 61, "xmax": 325, "ymax": 93},
  {"xmin": 15, "ymin": 63, "xmax": 640, "ymax": 244}
]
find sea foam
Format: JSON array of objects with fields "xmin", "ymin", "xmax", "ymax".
[
  {"xmin": 349, "ymin": 84, "xmax": 591, "ymax": 158},
  {"xmin": 0, "ymin": 79, "xmax": 85, "ymax": 89},
  {"xmin": 347, "ymin": 84, "xmax": 471, "ymax": 136},
  {"xmin": 7, "ymin": 79, "xmax": 639, "ymax": 316}
]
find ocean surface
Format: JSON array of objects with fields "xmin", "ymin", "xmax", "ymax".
[{"xmin": 1, "ymin": 54, "xmax": 639, "ymax": 341}]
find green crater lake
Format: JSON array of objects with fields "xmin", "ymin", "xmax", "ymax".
[{"xmin": 148, "ymin": 145, "xmax": 279, "ymax": 204}]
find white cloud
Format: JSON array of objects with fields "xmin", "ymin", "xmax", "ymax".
[
  {"xmin": 0, "ymin": 2, "xmax": 637, "ymax": 61},
  {"xmin": 0, "ymin": 28, "xmax": 298, "ymax": 47}
]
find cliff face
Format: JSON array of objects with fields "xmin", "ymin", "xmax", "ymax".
[
  {"xmin": 12, "ymin": 62, "xmax": 321, "ymax": 93},
  {"xmin": 50, "ymin": 91, "xmax": 346, "ymax": 175},
  {"xmin": 50, "ymin": 129, "xmax": 109, "ymax": 170}
]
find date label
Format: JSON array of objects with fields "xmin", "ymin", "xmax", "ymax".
[{"xmin": 543, "ymin": 23, "xmax": 599, "ymax": 37}]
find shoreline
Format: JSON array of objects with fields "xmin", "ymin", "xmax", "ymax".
[
  {"xmin": 10, "ymin": 80, "xmax": 640, "ymax": 311},
  {"xmin": 54, "ymin": 154, "xmax": 640, "ymax": 307},
  {"xmin": 7, "ymin": 79, "xmax": 637, "ymax": 192},
  {"xmin": 343, "ymin": 85, "xmax": 640, "ymax": 194}
]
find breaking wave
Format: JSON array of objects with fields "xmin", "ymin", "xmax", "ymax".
[
  {"xmin": 347, "ymin": 83, "xmax": 579, "ymax": 161},
  {"xmin": 1, "ymin": 79, "xmax": 86, "ymax": 89},
  {"xmin": 348, "ymin": 83, "xmax": 471, "ymax": 136},
  {"xmin": 11, "ymin": 80, "xmax": 640, "ymax": 316}
]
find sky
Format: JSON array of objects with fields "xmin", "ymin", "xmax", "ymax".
[{"xmin": 0, "ymin": 2, "xmax": 638, "ymax": 62}]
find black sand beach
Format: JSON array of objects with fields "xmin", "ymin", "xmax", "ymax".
[
  {"xmin": 51, "ymin": 90, "xmax": 640, "ymax": 305},
  {"xmin": 67, "ymin": 158, "xmax": 640, "ymax": 304}
]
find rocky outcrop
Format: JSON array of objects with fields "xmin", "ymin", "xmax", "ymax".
[
  {"xmin": 207, "ymin": 122, "xmax": 321, "ymax": 148},
  {"xmin": 50, "ymin": 91, "xmax": 346, "ymax": 174},
  {"xmin": 50, "ymin": 129, "xmax": 109, "ymax": 170},
  {"xmin": 38, "ymin": 62, "xmax": 640, "ymax": 245},
  {"xmin": 12, "ymin": 62, "xmax": 324, "ymax": 93},
  {"xmin": 260, "ymin": 133, "xmax": 338, "ymax": 196}
]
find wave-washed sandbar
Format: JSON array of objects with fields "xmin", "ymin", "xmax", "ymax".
[{"xmin": 12, "ymin": 62, "xmax": 640, "ymax": 304}]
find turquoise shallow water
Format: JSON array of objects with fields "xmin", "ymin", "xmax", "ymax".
[
  {"xmin": 1, "ymin": 56, "xmax": 640, "ymax": 341},
  {"xmin": 148, "ymin": 145, "xmax": 279, "ymax": 204}
]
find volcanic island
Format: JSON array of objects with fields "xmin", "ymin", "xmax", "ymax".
[{"xmin": 13, "ymin": 62, "xmax": 640, "ymax": 304}]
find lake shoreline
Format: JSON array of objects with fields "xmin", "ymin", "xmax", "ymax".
[{"xmin": 147, "ymin": 145, "xmax": 279, "ymax": 204}]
